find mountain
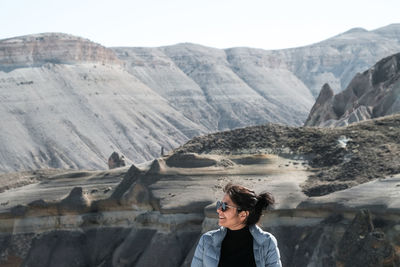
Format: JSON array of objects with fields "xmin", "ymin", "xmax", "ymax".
[
  {"xmin": 305, "ymin": 52, "xmax": 400, "ymax": 126},
  {"xmin": 0, "ymin": 33, "xmax": 207, "ymax": 172},
  {"xmin": 112, "ymin": 24, "xmax": 400, "ymax": 131},
  {"xmin": 1, "ymin": 33, "xmax": 317, "ymax": 173},
  {"xmin": 1, "ymin": 24, "xmax": 400, "ymax": 172},
  {"xmin": 113, "ymin": 44, "xmax": 314, "ymax": 129},
  {"xmin": 265, "ymin": 24, "xmax": 400, "ymax": 96}
]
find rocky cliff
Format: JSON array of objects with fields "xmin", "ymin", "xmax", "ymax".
[
  {"xmin": 305, "ymin": 52, "xmax": 400, "ymax": 127},
  {"xmin": 0, "ymin": 33, "xmax": 121, "ymax": 71},
  {"xmin": 0, "ymin": 114, "xmax": 399, "ymax": 266}
]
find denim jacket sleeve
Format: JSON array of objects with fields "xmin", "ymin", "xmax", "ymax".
[
  {"xmin": 264, "ymin": 233, "xmax": 282, "ymax": 267},
  {"xmin": 191, "ymin": 235, "xmax": 205, "ymax": 267}
]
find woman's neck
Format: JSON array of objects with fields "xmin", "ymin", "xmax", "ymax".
[{"xmin": 227, "ymin": 224, "xmax": 247, "ymax": 231}]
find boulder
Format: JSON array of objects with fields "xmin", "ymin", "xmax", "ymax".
[{"xmin": 108, "ymin": 152, "xmax": 126, "ymax": 169}]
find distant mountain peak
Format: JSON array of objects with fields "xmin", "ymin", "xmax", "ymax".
[{"xmin": 343, "ymin": 27, "xmax": 369, "ymax": 34}]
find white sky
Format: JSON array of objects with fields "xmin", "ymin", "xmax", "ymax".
[{"xmin": 0, "ymin": 0, "xmax": 399, "ymax": 50}]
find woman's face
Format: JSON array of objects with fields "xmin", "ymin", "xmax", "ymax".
[{"xmin": 217, "ymin": 194, "xmax": 247, "ymax": 230}]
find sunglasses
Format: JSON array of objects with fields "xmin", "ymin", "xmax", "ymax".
[{"xmin": 216, "ymin": 201, "xmax": 240, "ymax": 212}]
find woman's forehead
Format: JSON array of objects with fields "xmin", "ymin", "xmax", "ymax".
[{"xmin": 222, "ymin": 194, "xmax": 233, "ymax": 204}]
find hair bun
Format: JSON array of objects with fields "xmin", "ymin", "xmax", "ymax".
[{"xmin": 255, "ymin": 192, "xmax": 275, "ymax": 211}]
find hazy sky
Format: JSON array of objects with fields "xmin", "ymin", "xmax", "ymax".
[{"xmin": 1, "ymin": 0, "xmax": 399, "ymax": 50}]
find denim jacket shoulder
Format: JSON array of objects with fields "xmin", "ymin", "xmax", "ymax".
[{"xmin": 191, "ymin": 225, "xmax": 281, "ymax": 267}]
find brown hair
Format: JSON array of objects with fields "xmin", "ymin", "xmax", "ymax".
[{"xmin": 223, "ymin": 183, "xmax": 275, "ymax": 226}]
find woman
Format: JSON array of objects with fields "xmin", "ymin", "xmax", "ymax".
[{"xmin": 191, "ymin": 183, "xmax": 282, "ymax": 267}]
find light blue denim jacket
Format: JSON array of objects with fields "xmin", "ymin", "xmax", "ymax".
[{"xmin": 191, "ymin": 224, "xmax": 282, "ymax": 267}]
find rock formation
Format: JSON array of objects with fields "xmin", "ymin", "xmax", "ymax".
[
  {"xmin": 304, "ymin": 83, "xmax": 336, "ymax": 126},
  {"xmin": 108, "ymin": 152, "xmax": 126, "ymax": 169},
  {"xmin": 0, "ymin": 114, "xmax": 399, "ymax": 266},
  {"xmin": 0, "ymin": 33, "xmax": 122, "ymax": 71},
  {"xmin": 59, "ymin": 187, "xmax": 91, "ymax": 212},
  {"xmin": 305, "ymin": 52, "xmax": 400, "ymax": 127}
]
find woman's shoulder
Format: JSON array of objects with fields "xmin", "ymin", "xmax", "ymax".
[
  {"xmin": 202, "ymin": 227, "xmax": 225, "ymax": 237},
  {"xmin": 200, "ymin": 227, "xmax": 226, "ymax": 243},
  {"xmin": 250, "ymin": 225, "xmax": 278, "ymax": 245}
]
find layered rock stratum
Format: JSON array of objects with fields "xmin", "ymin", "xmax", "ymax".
[
  {"xmin": 0, "ymin": 114, "xmax": 399, "ymax": 266},
  {"xmin": 0, "ymin": 33, "xmax": 121, "ymax": 70}
]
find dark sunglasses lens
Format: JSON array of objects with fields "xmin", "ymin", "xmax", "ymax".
[
  {"xmin": 216, "ymin": 201, "xmax": 227, "ymax": 211},
  {"xmin": 222, "ymin": 203, "xmax": 227, "ymax": 211}
]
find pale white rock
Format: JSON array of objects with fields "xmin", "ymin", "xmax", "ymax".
[
  {"xmin": 113, "ymin": 46, "xmax": 219, "ymax": 131},
  {"xmin": 162, "ymin": 43, "xmax": 313, "ymax": 128},
  {"xmin": 0, "ymin": 63, "xmax": 207, "ymax": 172},
  {"xmin": 0, "ymin": 32, "xmax": 121, "ymax": 70}
]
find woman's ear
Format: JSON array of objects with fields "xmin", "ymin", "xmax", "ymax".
[{"xmin": 239, "ymin": 211, "xmax": 249, "ymax": 223}]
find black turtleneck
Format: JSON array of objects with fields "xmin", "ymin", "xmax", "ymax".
[{"xmin": 218, "ymin": 225, "xmax": 256, "ymax": 267}]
